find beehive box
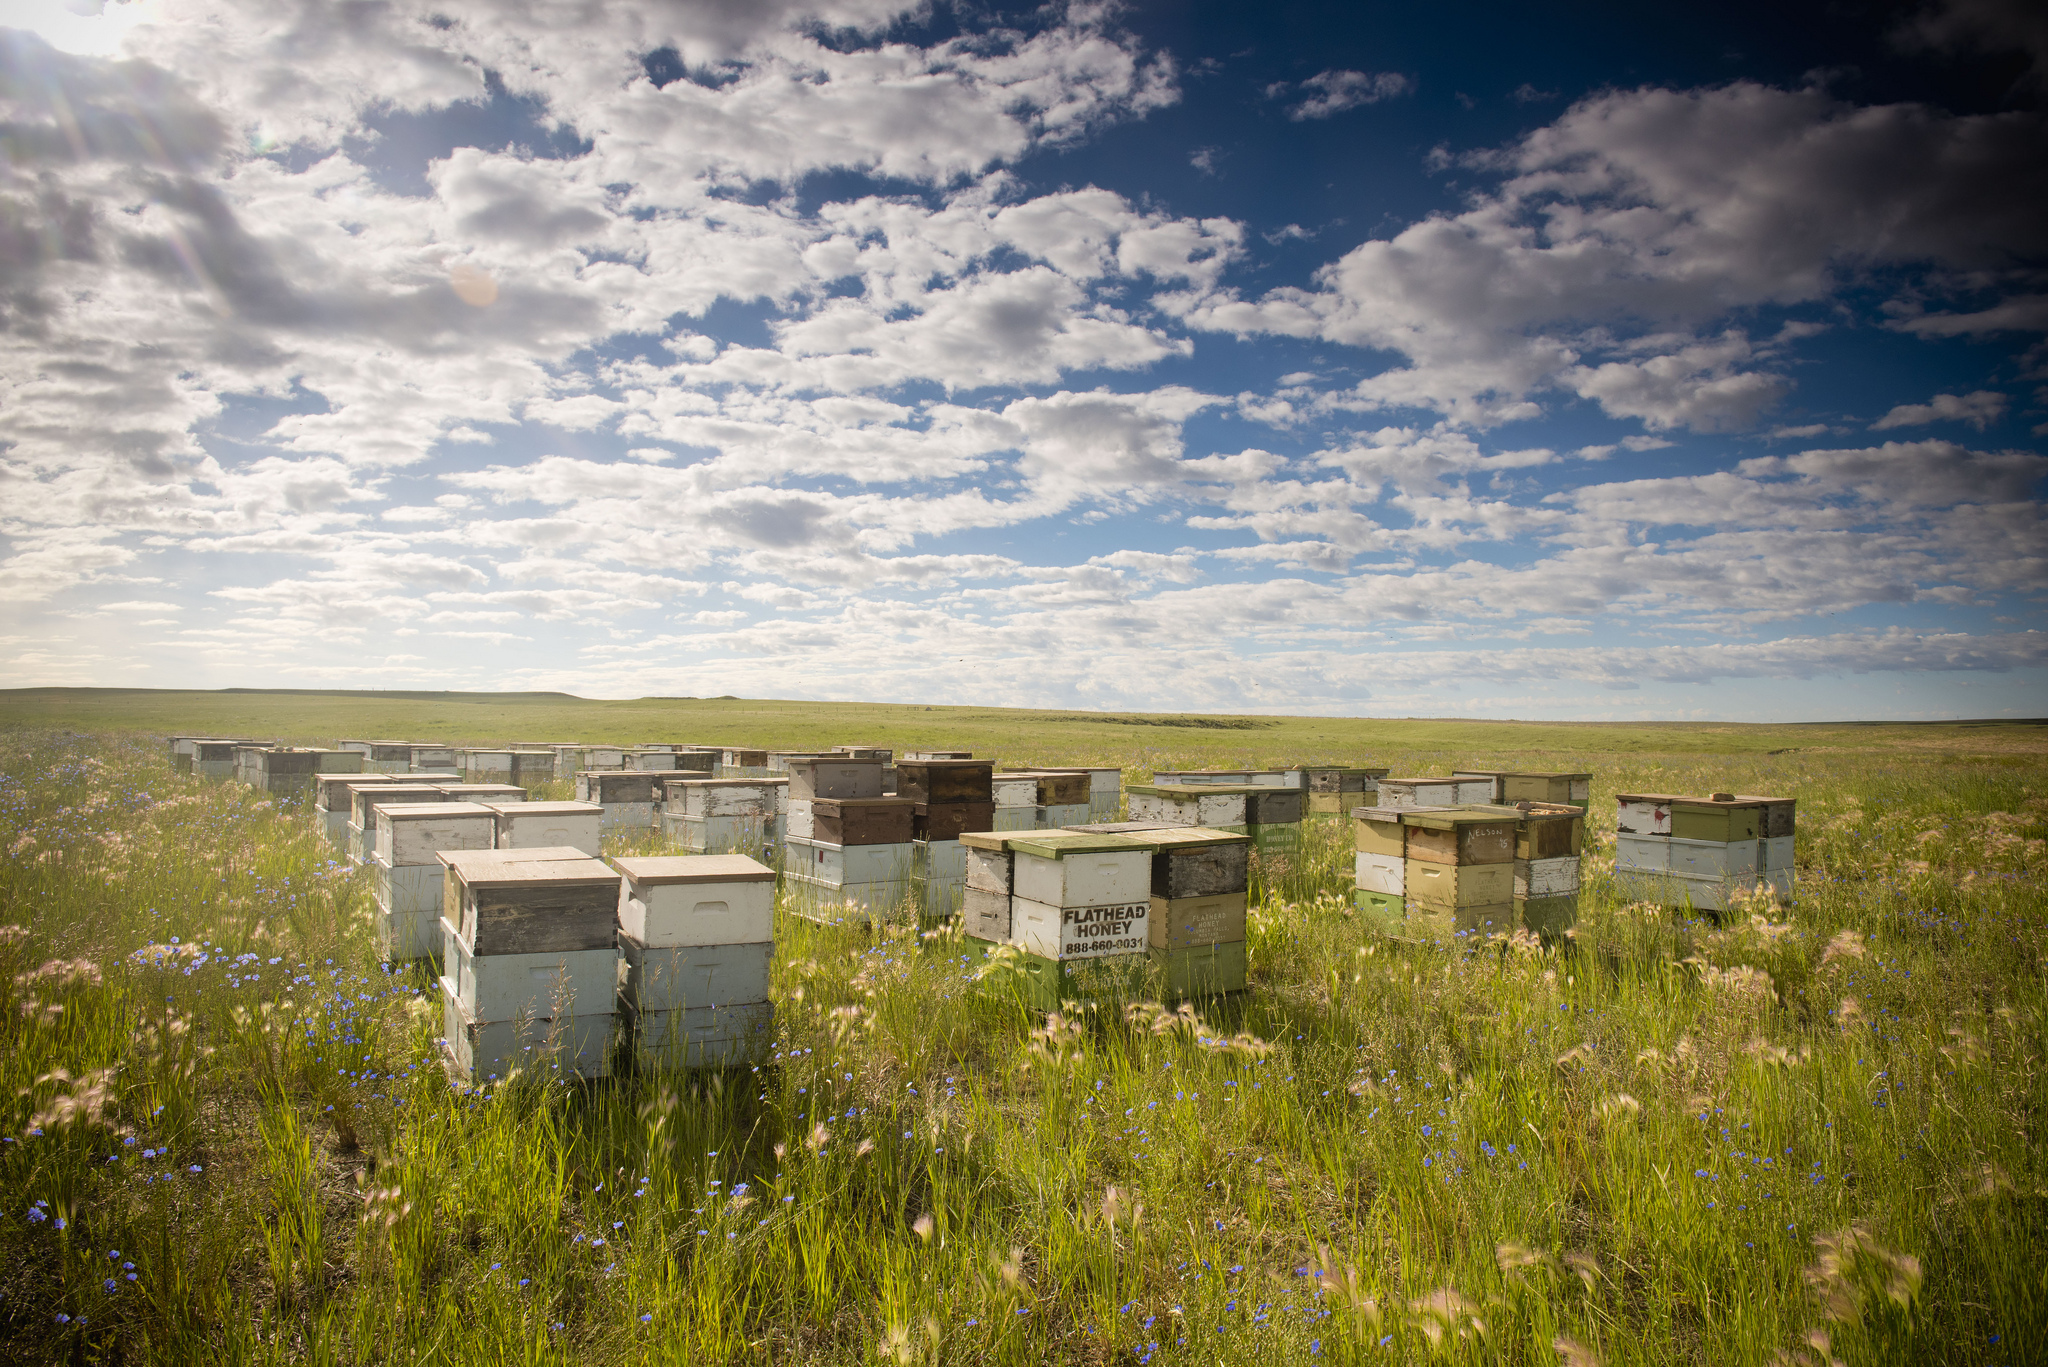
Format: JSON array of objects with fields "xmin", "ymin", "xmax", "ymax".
[
  {"xmin": 375, "ymin": 801, "xmax": 497, "ymax": 870},
  {"xmin": 442, "ymin": 919, "xmax": 618, "ymax": 1021},
  {"xmin": 437, "ymin": 783, "xmax": 527, "ymax": 806},
  {"xmin": 618, "ymin": 936, "xmax": 771, "ymax": 1013},
  {"xmin": 1612, "ymin": 792, "xmax": 1793, "ymax": 911},
  {"xmin": 896, "ymin": 759, "xmax": 994, "ymax": 804},
  {"xmin": 1150, "ymin": 939, "xmax": 1247, "ymax": 997},
  {"xmin": 1353, "ymin": 888, "xmax": 1403, "ymax": 932},
  {"xmin": 1402, "ymin": 900, "xmax": 1516, "ymax": 943},
  {"xmin": 813, "ymin": 797, "xmax": 915, "ymax": 846},
  {"xmin": 766, "ymin": 751, "xmax": 827, "ymax": 773},
  {"xmin": 352, "ymin": 784, "xmax": 452, "ymax": 864},
  {"xmin": 1125, "ymin": 783, "xmax": 1250, "ymax": 828},
  {"xmin": 1084, "ymin": 768, "xmax": 1123, "ymax": 821},
  {"xmin": 614, "ymin": 854, "xmax": 773, "ymax": 948},
  {"xmin": 438, "ymin": 976, "xmax": 613, "ymax": 1084},
  {"xmin": 1005, "ymin": 833, "xmax": 1152, "ymax": 961},
  {"xmin": 721, "ymin": 748, "xmax": 770, "ymax": 776},
  {"xmin": 631, "ymin": 1001, "xmax": 775, "ymax": 1069},
  {"xmin": 440, "ymin": 848, "xmax": 621, "ymax": 957},
  {"xmin": 459, "ymin": 749, "xmax": 517, "ymax": 783},
  {"xmin": 1039, "ymin": 802, "xmax": 1092, "ymax": 828},
  {"xmin": 577, "ymin": 770, "xmax": 660, "ymax": 832},
  {"xmin": 490, "ymin": 800, "xmax": 602, "ymax": 856},
  {"xmin": 968, "ymin": 941, "xmax": 1149, "ymax": 1012},
  {"xmin": 912, "ymin": 838, "xmax": 967, "ymax": 923},
  {"xmin": 992, "ymin": 806, "xmax": 1038, "ymax": 831},
  {"xmin": 1452, "ymin": 771, "xmax": 1594, "ymax": 808},
  {"xmin": 991, "ymin": 773, "xmax": 1044, "ymax": 808},
  {"xmin": 913, "ymin": 801, "xmax": 996, "ymax": 842},
  {"xmin": 1148, "ymin": 890, "xmax": 1246, "ymax": 950},
  {"xmin": 1026, "ymin": 771, "xmax": 1090, "ymax": 806},
  {"xmin": 783, "ymin": 836, "xmax": 914, "ymax": 887},
  {"xmin": 903, "ymin": 750, "xmax": 974, "ymax": 760},
  {"xmin": 1355, "ymin": 851, "xmax": 1405, "ymax": 896},
  {"xmin": 664, "ymin": 813, "xmax": 773, "ymax": 855},
  {"xmin": 1352, "ymin": 805, "xmax": 1407, "ymax": 857},
  {"xmin": 508, "ymin": 750, "xmax": 558, "ymax": 785},
  {"xmin": 626, "ymin": 748, "xmax": 678, "ymax": 771},
  {"xmin": 665, "ymin": 778, "xmax": 777, "ymax": 819},
  {"xmin": 960, "ymin": 830, "xmax": 1054, "ymax": 940},
  {"xmin": 787, "ymin": 757, "xmax": 884, "ymax": 802},
  {"xmin": 1402, "ymin": 809, "xmax": 1518, "ymax": 866},
  {"xmin": 192, "ymin": 740, "xmax": 245, "ymax": 779},
  {"xmin": 1403, "ymin": 861, "xmax": 1515, "ymax": 909},
  {"xmin": 316, "ymin": 774, "xmax": 402, "ymax": 845},
  {"xmin": 1376, "ymin": 776, "xmax": 1495, "ymax": 808},
  {"xmin": 408, "ymin": 745, "xmax": 458, "ymax": 773},
  {"xmin": 1302, "ymin": 767, "xmax": 1388, "ymax": 815}
]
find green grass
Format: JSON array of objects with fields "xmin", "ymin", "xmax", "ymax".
[{"xmin": 0, "ymin": 705, "xmax": 2043, "ymax": 1365}]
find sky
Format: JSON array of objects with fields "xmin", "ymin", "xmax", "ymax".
[{"xmin": 1, "ymin": 0, "xmax": 2045, "ymax": 719}]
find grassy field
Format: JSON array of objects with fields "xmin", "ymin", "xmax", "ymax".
[{"xmin": 0, "ymin": 691, "xmax": 2043, "ymax": 1365}]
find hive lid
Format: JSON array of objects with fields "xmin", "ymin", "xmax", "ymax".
[
  {"xmin": 1615, "ymin": 791, "xmax": 1775, "ymax": 808},
  {"xmin": 1351, "ymin": 806, "xmax": 1408, "ymax": 823},
  {"xmin": 1398, "ymin": 805, "xmax": 1525, "ymax": 831},
  {"xmin": 960, "ymin": 830, "xmax": 1056, "ymax": 853},
  {"xmin": 1004, "ymin": 832, "xmax": 1156, "ymax": 859},
  {"xmin": 486, "ymin": 800, "xmax": 603, "ymax": 815},
  {"xmin": 610, "ymin": 854, "xmax": 774, "ymax": 885},
  {"xmin": 1066, "ymin": 824, "xmax": 1247, "ymax": 849},
  {"xmin": 379, "ymin": 802, "xmax": 496, "ymax": 820},
  {"xmin": 664, "ymin": 776, "xmax": 779, "ymax": 788},
  {"xmin": 1124, "ymin": 782, "xmax": 1259, "ymax": 797},
  {"xmin": 896, "ymin": 758, "xmax": 993, "ymax": 769},
  {"xmin": 1516, "ymin": 802, "xmax": 1585, "ymax": 822},
  {"xmin": 1377, "ymin": 775, "xmax": 1468, "ymax": 786},
  {"xmin": 438, "ymin": 848, "xmax": 616, "ymax": 882}
]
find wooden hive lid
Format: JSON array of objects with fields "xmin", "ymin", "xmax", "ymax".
[
  {"xmin": 1515, "ymin": 802, "xmax": 1584, "ymax": 822},
  {"xmin": 1377, "ymin": 774, "xmax": 1466, "ymax": 786},
  {"xmin": 439, "ymin": 848, "xmax": 616, "ymax": 885},
  {"xmin": 1351, "ymin": 805, "xmax": 1409, "ymax": 823},
  {"xmin": 1004, "ymin": 831, "xmax": 1156, "ymax": 859},
  {"xmin": 1125, "ymin": 782, "xmax": 1258, "ymax": 797},
  {"xmin": 380, "ymin": 801, "xmax": 495, "ymax": 820},
  {"xmin": 487, "ymin": 800, "xmax": 602, "ymax": 815},
  {"xmin": 611, "ymin": 854, "xmax": 774, "ymax": 885},
  {"xmin": 959, "ymin": 830, "xmax": 1052, "ymax": 853},
  {"xmin": 1398, "ymin": 805, "xmax": 1525, "ymax": 831},
  {"xmin": 1615, "ymin": 791, "xmax": 1774, "ymax": 808}
]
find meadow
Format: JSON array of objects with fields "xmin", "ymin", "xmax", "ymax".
[{"xmin": 0, "ymin": 690, "xmax": 2043, "ymax": 1365}]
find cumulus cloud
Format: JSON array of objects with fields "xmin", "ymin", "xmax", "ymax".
[
  {"xmin": 1872, "ymin": 390, "xmax": 2009, "ymax": 429},
  {"xmin": 1283, "ymin": 69, "xmax": 1414, "ymax": 120}
]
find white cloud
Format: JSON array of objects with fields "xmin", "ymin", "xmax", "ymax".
[
  {"xmin": 1872, "ymin": 390, "xmax": 2009, "ymax": 430},
  {"xmin": 1285, "ymin": 69, "xmax": 1414, "ymax": 121}
]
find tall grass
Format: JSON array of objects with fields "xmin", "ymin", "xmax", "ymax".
[{"xmin": 0, "ymin": 729, "xmax": 2042, "ymax": 1364}]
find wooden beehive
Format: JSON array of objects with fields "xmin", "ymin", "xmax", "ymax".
[
  {"xmin": 813, "ymin": 797, "xmax": 915, "ymax": 845},
  {"xmin": 895, "ymin": 759, "xmax": 995, "ymax": 804},
  {"xmin": 913, "ymin": 802, "xmax": 995, "ymax": 842},
  {"xmin": 618, "ymin": 937, "xmax": 772, "ymax": 1014},
  {"xmin": 614, "ymin": 854, "xmax": 774, "ymax": 948},
  {"xmin": 1403, "ymin": 809, "xmax": 1518, "ymax": 866},
  {"xmin": 1009, "ymin": 833, "xmax": 1153, "ymax": 907},
  {"xmin": 440, "ymin": 848, "xmax": 621, "ymax": 957},
  {"xmin": 786, "ymin": 757, "xmax": 884, "ymax": 801},
  {"xmin": 489, "ymin": 800, "xmax": 603, "ymax": 856},
  {"xmin": 375, "ymin": 802, "xmax": 497, "ymax": 867}
]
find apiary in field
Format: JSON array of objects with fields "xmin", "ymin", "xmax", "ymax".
[
  {"xmin": 576, "ymin": 770, "xmax": 662, "ymax": 833},
  {"xmin": 613, "ymin": 854, "xmax": 776, "ymax": 1069},
  {"xmin": 1301, "ymin": 767, "xmax": 1389, "ymax": 815},
  {"xmin": 1613, "ymin": 792, "xmax": 1795, "ymax": 914},
  {"xmin": 372, "ymin": 802, "xmax": 498, "ymax": 961},
  {"xmin": 660, "ymin": 778, "xmax": 781, "ymax": 854},
  {"xmin": 489, "ymin": 800, "xmax": 603, "ymax": 856},
  {"xmin": 1376, "ymin": 775, "xmax": 1497, "ymax": 809},
  {"xmin": 438, "ymin": 847, "xmax": 624, "ymax": 1083},
  {"xmin": 1453, "ymin": 770, "xmax": 1593, "ymax": 810}
]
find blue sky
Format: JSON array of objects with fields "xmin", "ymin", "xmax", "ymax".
[{"xmin": 2, "ymin": 0, "xmax": 2044, "ymax": 718}]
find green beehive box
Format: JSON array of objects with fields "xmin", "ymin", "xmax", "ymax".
[
  {"xmin": 1516, "ymin": 894, "xmax": 1578, "ymax": 943},
  {"xmin": 966, "ymin": 939, "xmax": 1148, "ymax": 1011},
  {"xmin": 1354, "ymin": 888, "xmax": 1403, "ymax": 933},
  {"xmin": 1150, "ymin": 940, "xmax": 1247, "ymax": 998},
  {"xmin": 1670, "ymin": 801, "xmax": 1763, "ymax": 843},
  {"xmin": 1400, "ymin": 899, "xmax": 1515, "ymax": 945}
]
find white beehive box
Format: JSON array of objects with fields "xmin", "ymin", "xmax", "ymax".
[
  {"xmin": 670, "ymin": 779, "xmax": 777, "ymax": 819},
  {"xmin": 632, "ymin": 1002, "xmax": 774, "ymax": 1069},
  {"xmin": 1376, "ymin": 777, "xmax": 1492, "ymax": 808},
  {"xmin": 439, "ymin": 975, "xmax": 612, "ymax": 1083},
  {"xmin": 1012, "ymin": 845, "xmax": 1151, "ymax": 907},
  {"xmin": 1126, "ymin": 786, "xmax": 1249, "ymax": 828},
  {"xmin": 786, "ymin": 798, "xmax": 815, "ymax": 839},
  {"xmin": 614, "ymin": 854, "xmax": 774, "ymax": 948},
  {"xmin": 787, "ymin": 758, "xmax": 884, "ymax": 801},
  {"xmin": 490, "ymin": 800, "xmax": 602, "ymax": 856},
  {"xmin": 1615, "ymin": 798, "xmax": 1673, "ymax": 836},
  {"xmin": 992, "ymin": 807, "xmax": 1037, "ymax": 832},
  {"xmin": 990, "ymin": 775, "xmax": 1040, "ymax": 807},
  {"xmin": 619, "ymin": 938, "xmax": 772, "ymax": 1013},
  {"xmin": 375, "ymin": 802, "xmax": 497, "ymax": 868},
  {"xmin": 1149, "ymin": 770, "xmax": 1294, "ymax": 788},
  {"xmin": 1668, "ymin": 837, "xmax": 1761, "ymax": 878},
  {"xmin": 1039, "ymin": 802, "xmax": 1092, "ymax": 828},
  {"xmin": 461, "ymin": 749, "xmax": 516, "ymax": 783},
  {"xmin": 408, "ymin": 745, "xmax": 457, "ymax": 773},
  {"xmin": 1354, "ymin": 851, "xmax": 1405, "ymax": 895},
  {"xmin": 664, "ymin": 814, "xmax": 772, "ymax": 855},
  {"xmin": 442, "ymin": 920, "xmax": 618, "ymax": 1022},
  {"xmin": 1514, "ymin": 857, "xmax": 1581, "ymax": 898},
  {"xmin": 783, "ymin": 835, "xmax": 913, "ymax": 885},
  {"xmin": 627, "ymin": 748, "xmax": 678, "ymax": 771},
  {"xmin": 1763, "ymin": 836, "xmax": 1795, "ymax": 872},
  {"xmin": 1010, "ymin": 898, "xmax": 1148, "ymax": 960}
]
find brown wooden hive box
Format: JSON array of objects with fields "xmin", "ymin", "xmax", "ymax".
[{"xmin": 812, "ymin": 797, "xmax": 916, "ymax": 845}]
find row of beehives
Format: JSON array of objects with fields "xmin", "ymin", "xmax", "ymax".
[
  {"xmin": 1352, "ymin": 802, "xmax": 1584, "ymax": 945},
  {"xmin": 1612, "ymin": 792, "xmax": 1796, "ymax": 913},
  {"xmin": 958, "ymin": 823, "xmax": 1255, "ymax": 1009},
  {"xmin": 440, "ymin": 849, "xmax": 777, "ymax": 1082}
]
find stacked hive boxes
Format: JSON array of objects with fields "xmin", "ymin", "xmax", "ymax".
[
  {"xmin": 1399, "ymin": 807, "xmax": 1519, "ymax": 943},
  {"xmin": 1033, "ymin": 770, "xmax": 1093, "ymax": 827},
  {"xmin": 1125, "ymin": 782, "xmax": 1305, "ymax": 857},
  {"xmin": 373, "ymin": 802, "xmax": 499, "ymax": 960},
  {"xmin": 722, "ymin": 748, "xmax": 770, "ymax": 778},
  {"xmin": 990, "ymin": 771, "xmax": 1041, "ymax": 831},
  {"xmin": 315, "ymin": 773, "xmax": 409, "ymax": 846},
  {"xmin": 1084, "ymin": 768, "xmax": 1124, "ymax": 822},
  {"xmin": 171, "ymin": 736, "xmax": 271, "ymax": 777},
  {"xmin": 832, "ymin": 746, "xmax": 895, "ymax": 793},
  {"xmin": 1613, "ymin": 792, "xmax": 1795, "ymax": 914},
  {"xmin": 660, "ymin": 777, "xmax": 782, "ymax": 854},
  {"xmin": 408, "ymin": 745, "xmax": 459, "ymax": 775},
  {"xmin": 1454, "ymin": 770, "xmax": 1593, "ymax": 811},
  {"xmin": 1074, "ymin": 822, "xmax": 1252, "ymax": 998},
  {"xmin": 1375, "ymin": 775, "xmax": 1497, "ymax": 808},
  {"xmin": 1302, "ymin": 767, "xmax": 1388, "ymax": 817},
  {"xmin": 1350, "ymin": 806, "xmax": 1408, "ymax": 929},
  {"xmin": 961, "ymin": 831, "xmax": 1153, "ymax": 1009},
  {"xmin": 615, "ymin": 855, "xmax": 776, "ymax": 1068},
  {"xmin": 898, "ymin": 758, "xmax": 996, "ymax": 923},
  {"xmin": 784, "ymin": 756, "xmax": 914, "ymax": 920},
  {"xmin": 1513, "ymin": 802, "xmax": 1584, "ymax": 942},
  {"xmin": 438, "ymin": 849, "xmax": 621, "ymax": 1082},
  {"xmin": 349, "ymin": 783, "xmax": 448, "ymax": 865}
]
